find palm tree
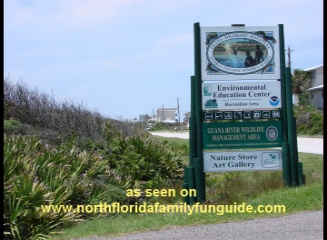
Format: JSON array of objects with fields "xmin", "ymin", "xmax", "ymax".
[
  {"xmin": 292, "ymin": 69, "xmax": 311, "ymax": 96},
  {"xmin": 292, "ymin": 69, "xmax": 312, "ymax": 108}
]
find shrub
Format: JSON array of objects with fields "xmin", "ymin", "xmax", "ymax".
[
  {"xmin": 3, "ymin": 77, "xmax": 142, "ymax": 149},
  {"xmin": 3, "ymin": 135, "xmax": 122, "ymax": 239},
  {"xmin": 4, "ymin": 119, "xmax": 23, "ymax": 134},
  {"xmin": 309, "ymin": 112, "xmax": 323, "ymax": 135},
  {"xmin": 103, "ymin": 122, "xmax": 185, "ymax": 189},
  {"xmin": 294, "ymin": 105, "xmax": 323, "ymax": 135}
]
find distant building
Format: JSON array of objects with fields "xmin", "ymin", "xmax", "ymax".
[
  {"xmin": 306, "ymin": 65, "xmax": 323, "ymax": 109},
  {"xmin": 139, "ymin": 115, "xmax": 146, "ymax": 122},
  {"xmin": 184, "ymin": 112, "xmax": 191, "ymax": 129},
  {"xmin": 292, "ymin": 65, "xmax": 323, "ymax": 109},
  {"xmin": 139, "ymin": 114, "xmax": 151, "ymax": 122},
  {"xmin": 156, "ymin": 108, "xmax": 177, "ymax": 123}
]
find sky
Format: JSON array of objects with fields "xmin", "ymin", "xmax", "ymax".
[{"xmin": 4, "ymin": 0, "xmax": 323, "ymax": 121}]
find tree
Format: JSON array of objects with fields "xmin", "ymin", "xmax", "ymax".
[
  {"xmin": 298, "ymin": 91, "xmax": 311, "ymax": 107},
  {"xmin": 292, "ymin": 69, "xmax": 311, "ymax": 96}
]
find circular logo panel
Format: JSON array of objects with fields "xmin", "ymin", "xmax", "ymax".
[
  {"xmin": 266, "ymin": 126, "xmax": 278, "ymax": 141},
  {"xmin": 206, "ymin": 31, "xmax": 274, "ymax": 75}
]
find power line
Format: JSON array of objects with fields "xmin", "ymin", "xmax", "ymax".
[
  {"xmin": 289, "ymin": 36, "xmax": 323, "ymax": 47},
  {"xmin": 292, "ymin": 41, "xmax": 322, "ymax": 51},
  {"xmin": 288, "ymin": 36, "xmax": 323, "ymax": 50},
  {"xmin": 285, "ymin": 35, "xmax": 323, "ymax": 67}
]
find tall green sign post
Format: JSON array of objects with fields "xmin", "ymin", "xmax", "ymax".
[{"xmin": 183, "ymin": 23, "xmax": 305, "ymax": 204}]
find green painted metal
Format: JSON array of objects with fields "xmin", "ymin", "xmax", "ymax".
[
  {"xmin": 297, "ymin": 162, "xmax": 305, "ymax": 185},
  {"xmin": 189, "ymin": 116, "xmax": 196, "ymax": 166},
  {"xmin": 194, "ymin": 158, "xmax": 205, "ymax": 203},
  {"xmin": 182, "ymin": 182, "xmax": 189, "ymax": 205},
  {"xmin": 285, "ymin": 67, "xmax": 300, "ymax": 186},
  {"xmin": 186, "ymin": 166, "xmax": 196, "ymax": 205},
  {"xmin": 193, "ymin": 22, "xmax": 206, "ymax": 203},
  {"xmin": 189, "ymin": 76, "xmax": 197, "ymax": 166},
  {"xmin": 293, "ymin": 116, "xmax": 305, "ymax": 185},
  {"xmin": 278, "ymin": 24, "xmax": 291, "ymax": 187}
]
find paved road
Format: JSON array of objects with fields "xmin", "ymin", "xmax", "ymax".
[
  {"xmin": 151, "ymin": 132, "xmax": 324, "ymax": 155},
  {"xmin": 79, "ymin": 210, "xmax": 323, "ymax": 240}
]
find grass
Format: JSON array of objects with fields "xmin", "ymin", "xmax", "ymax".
[
  {"xmin": 59, "ymin": 188, "xmax": 321, "ymax": 237},
  {"xmin": 51, "ymin": 142, "xmax": 323, "ymax": 239},
  {"xmin": 52, "ymin": 182, "xmax": 322, "ymax": 239},
  {"xmin": 151, "ymin": 135, "xmax": 189, "ymax": 162}
]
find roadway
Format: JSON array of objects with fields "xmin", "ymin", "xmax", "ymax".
[{"xmin": 150, "ymin": 132, "xmax": 323, "ymax": 155}]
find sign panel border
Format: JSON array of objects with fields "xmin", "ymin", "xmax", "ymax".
[
  {"xmin": 203, "ymin": 150, "xmax": 282, "ymax": 172},
  {"xmin": 203, "ymin": 121, "xmax": 282, "ymax": 149},
  {"xmin": 201, "ymin": 26, "xmax": 280, "ymax": 80},
  {"xmin": 202, "ymin": 80, "xmax": 282, "ymax": 110}
]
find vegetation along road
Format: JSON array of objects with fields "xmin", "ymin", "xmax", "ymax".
[
  {"xmin": 74, "ymin": 133, "xmax": 323, "ymax": 240},
  {"xmin": 150, "ymin": 131, "xmax": 323, "ymax": 155}
]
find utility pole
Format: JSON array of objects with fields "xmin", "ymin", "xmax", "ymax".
[
  {"xmin": 177, "ymin": 97, "xmax": 181, "ymax": 130},
  {"xmin": 286, "ymin": 46, "xmax": 293, "ymax": 67},
  {"xmin": 162, "ymin": 105, "xmax": 165, "ymax": 122}
]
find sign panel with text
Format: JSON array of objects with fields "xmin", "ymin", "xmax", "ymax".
[
  {"xmin": 202, "ymin": 80, "xmax": 281, "ymax": 110},
  {"xmin": 203, "ymin": 150, "xmax": 282, "ymax": 172},
  {"xmin": 203, "ymin": 121, "xmax": 282, "ymax": 149}
]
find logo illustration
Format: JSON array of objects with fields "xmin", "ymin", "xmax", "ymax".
[
  {"xmin": 266, "ymin": 126, "xmax": 278, "ymax": 141},
  {"xmin": 205, "ymin": 31, "xmax": 275, "ymax": 75},
  {"xmin": 253, "ymin": 111, "xmax": 261, "ymax": 119},
  {"xmin": 262, "ymin": 111, "xmax": 271, "ymax": 118},
  {"xmin": 269, "ymin": 96, "xmax": 280, "ymax": 106},
  {"xmin": 244, "ymin": 111, "xmax": 252, "ymax": 119},
  {"xmin": 272, "ymin": 110, "xmax": 281, "ymax": 118},
  {"xmin": 204, "ymin": 99, "xmax": 218, "ymax": 108},
  {"xmin": 262, "ymin": 152, "xmax": 281, "ymax": 168},
  {"xmin": 203, "ymin": 84, "xmax": 212, "ymax": 96},
  {"xmin": 224, "ymin": 112, "xmax": 233, "ymax": 119},
  {"xmin": 215, "ymin": 112, "xmax": 223, "ymax": 120},
  {"xmin": 205, "ymin": 112, "xmax": 214, "ymax": 120}
]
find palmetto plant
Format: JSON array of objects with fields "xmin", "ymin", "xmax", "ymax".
[
  {"xmin": 106, "ymin": 129, "xmax": 184, "ymax": 189},
  {"xmin": 3, "ymin": 135, "xmax": 111, "ymax": 239},
  {"xmin": 4, "ymin": 123, "xmax": 185, "ymax": 239}
]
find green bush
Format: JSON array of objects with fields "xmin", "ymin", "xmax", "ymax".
[
  {"xmin": 150, "ymin": 122, "xmax": 171, "ymax": 131},
  {"xmin": 309, "ymin": 112, "xmax": 323, "ymax": 135},
  {"xmin": 4, "ymin": 121, "xmax": 186, "ymax": 239},
  {"xmin": 4, "ymin": 119, "xmax": 23, "ymax": 134},
  {"xmin": 294, "ymin": 105, "xmax": 323, "ymax": 136},
  {"xmin": 103, "ymin": 122, "xmax": 184, "ymax": 189}
]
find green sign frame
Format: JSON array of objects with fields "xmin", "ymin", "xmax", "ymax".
[{"xmin": 183, "ymin": 23, "xmax": 305, "ymax": 205}]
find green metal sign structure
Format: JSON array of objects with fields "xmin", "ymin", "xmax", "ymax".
[{"xmin": 183, "ymin": 23, "xmax": 305, "ymax": 205}]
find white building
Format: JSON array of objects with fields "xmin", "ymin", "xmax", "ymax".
[
  {"xmin": 292, "ymin": 65, "xmax": 323, "ymax": 109},
  {"xmin": 306, "ymin": 65, "xmax": 323, "ymax": 109},
  {"xmin": 156, "ymin": 108, "xmax": 178, "ymax": 123}
]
